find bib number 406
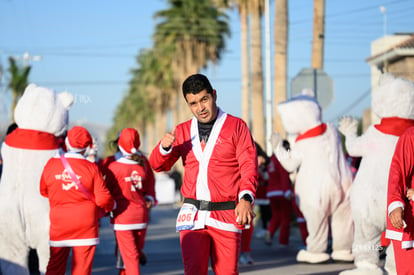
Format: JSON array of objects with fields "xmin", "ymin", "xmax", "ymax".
[
  {"xmin": 176, "ymin": 203, "xmax": 197, "ymax": 231},
  {"xmin": 177, "ymin": 213, "xmax": 193, "ymax": 222}
]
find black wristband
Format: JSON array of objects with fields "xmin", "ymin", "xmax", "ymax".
[{"xmin": 241, "ymin": 194, "xmax": 253, "ymax": 203}]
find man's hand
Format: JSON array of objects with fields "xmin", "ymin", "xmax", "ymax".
[
  {"xmin": 161, "ymin": 126, "xmax": 176, "ymax": 150},
  {"xmin": 407, "ymin": 188, "xmax": 414, "ymax": 201},
  {"xmin": 145, "ymin": 199, "xmax": 153, "ymax": 209},
  {"xmin": 235, "ymin": 199, "xmax": 256, "ymax": 226},
  {"xmin": 389, "ymin": 207, "xmax": 404, "ymax": 229}
]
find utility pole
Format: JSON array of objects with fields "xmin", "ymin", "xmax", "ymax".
[
  {"xmin": 264, "ymin": 0, "xmax": 272, "ymax": 155},
  {"xmin": 380, "ymin": 6, "xmax": 387, "ymax": 37},
  {"xmin": 311, "ymin": 0, "xmax": 325, "ymax": 69}
]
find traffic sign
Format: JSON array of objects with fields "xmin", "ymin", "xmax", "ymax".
[{"xmin": 291, "ymin": 68, "xmax": 334, "ymax": 109}]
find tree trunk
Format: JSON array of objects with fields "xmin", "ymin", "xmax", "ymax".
[
  {"xmin": 312, "ymin": 0, "xmax": 325, "ymax": 69},
  {"xmin": 273, "ymin": 0, "xmax": 288, "ymax": 138},
  {"xmin": 250, "ymin": 4, "xmax": 265, "ymax": 148},
  {"xmin": 240, "ymin": 2, "xmax": 250, "ymax": 126},
  {"xmin": 145, "ymin": 120, "xmax": 155, "ymax": 155}
]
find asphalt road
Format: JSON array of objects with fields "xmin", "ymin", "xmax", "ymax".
[{"xmin": 86, "ymin": 204, "xmax": 373, "ymax": 275}]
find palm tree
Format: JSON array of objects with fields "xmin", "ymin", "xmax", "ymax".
[
  {"xmin": 153, "ymin": 0, "xmax": 230, "ymax": 123},
  {"xmin": 239, "ymin": 1, "xmax": 250, "ymax": 126},
  {"xmin": 212, "ymin": 0, "xmax": 251, "ymax": 126},
  {"xmin": 133, "ymin": 47, "xmax": 175, "ymax": 151},
  {"xmin": 215, "ymin": 0, "xmax": 265, "ymax": 147},
  {"xmin": 273, "ymin": 0, "xmax": 288, "ymax": 138},
  {"xmin": 7, "ymin": 57, "xmax": 31, "ymax": 122},
  {"xmin": 248, "ymin": 0, "xmax": 265, "ymax": 148}
]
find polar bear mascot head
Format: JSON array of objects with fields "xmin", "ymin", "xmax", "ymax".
[
  {"xmin": 273, "ymin": 89, "xmax": 354, "ymax": 264},
  {"xmin": 277, "ymin": 88, "xmax": 322, "ymax": 135},
  {"xmin": 372, "ymin": 73, "xmax": 414, "ymax": 120},
  {"xmin": 0, "ymin": 84, "xmax": 73, "ymax": 275}
]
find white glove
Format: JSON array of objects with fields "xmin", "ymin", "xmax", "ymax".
[
  {"xmin": 338, "ymin": 116, "xmax": 358, "ymax": 136},
  {"xmin": 269, "ymin": 132, "xmax": 282, "ymax": 150}
]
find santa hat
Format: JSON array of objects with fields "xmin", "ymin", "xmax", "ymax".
[
  {"xmin": 118, "ymin": 128, "xmax": 140, "ymax": 156},
  {"xmin": 65, "ymin": 126, "xmax": 93, "ymax": 153}
]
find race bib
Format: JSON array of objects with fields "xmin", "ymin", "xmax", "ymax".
[{"xmin": 176, "ymin": 203, "xmax": 198, "ymax": 231}]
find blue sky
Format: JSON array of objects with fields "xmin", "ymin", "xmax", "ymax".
[{"xmin": 1, "ymin": 0, "xmax": 414, "ymax": 129}]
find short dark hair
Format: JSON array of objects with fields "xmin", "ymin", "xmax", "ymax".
[{"xmin": 182, "ymin": 74, "xmax": 213, "ymax": 98}]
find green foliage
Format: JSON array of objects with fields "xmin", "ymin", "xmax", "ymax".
[
  {"xmin": 7, "ymin": 57, "xmax": 31, "ymax": 121},
  {"xmin": 107, "ymin": 0, "xmax": 231, "ymax": 153}
]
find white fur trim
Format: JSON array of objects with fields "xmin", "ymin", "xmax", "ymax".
[
  {"xmin": 297, "ymin": 217, "xmax": 306, "ymax": 223},
  {"xmin": 159, "ymin": 143, "xmax": 172, "ymax": 155},
  {"xmin": 118, "ymin": 145, "xmax": 130, "ymax": 156},
  {"xmin": 284, "ymin": 190, "xmax": 293, "ymax": 199},
  {"xmin": 192, "ymin": 108, "xmax": 227, "ymax": 202},
  {"xmin": 65, "ymin": 137, "xmax": 85, "ymax": 153},
  {"xmin": 266, "ymin": 190, "xmax": 284, "ymax": 197},
  {"xmin": 206, "ymin": 216, "xmax": 242, "ymax": 233},
  {"xmin": 113, "ymin": 222, "xmax": 147, "ymax": 231},
  {"xmin": 239, "ymin": 190, "xmax": 255, "ymax": 205},
  {"xmin": 254, "ymin": 198, "xmax": 270, "ymax": 205},
  {"xmin": 385, "ymin": 229, "xmax": 403, "ymax": 241},
  {"xmin": 401, "ymin": 240, "xmax": 414, "ymax": 249},
  {"xmin": 116, "ymin": 157, "xmax": 138, "ymax": 164},
  {"xmin": 388, "ymin": 201, "xmax": 404, "ymax": 216},
  {"xmin": 50, "ymin": 238, "xmax": 99, "ymax": 247}
]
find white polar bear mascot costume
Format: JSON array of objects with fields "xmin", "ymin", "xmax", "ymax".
[
  {"xmin": 272, "ymin": 89, "xmax": 354, "ymax": 264},
  {"xmin": 0, "ymin": 84, "xmax": 73, "ymax": 275},
  {"xmin": 338, "ymin": 73, "xmax": 414, "ymax": 275}
]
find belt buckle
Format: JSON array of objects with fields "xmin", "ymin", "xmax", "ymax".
[{"xmin": 199, "ymin": 200, "xmax": 211, "ymax": 211}]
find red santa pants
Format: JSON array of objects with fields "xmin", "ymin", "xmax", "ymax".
[
  {"xmin": 392, "ymin": 240, "xmax": 414, "ymax": 275},
  {"xmin": 115, "ymin": 229, "xmax": 146, "ymax": 275},
  {"xmin": 180, "ymin": 226, "xmax": 241, "ymax": 275},
  {"xmin": 240, "ymin": 224, "xmax": 254, "ymax": 252},
  {"xmin": 46, "ymin": 245, "xmax": 96, "ymax": 275},
  {"xmin": 267, "ymin": 197, "xmax": 292, "ymax": 245}
]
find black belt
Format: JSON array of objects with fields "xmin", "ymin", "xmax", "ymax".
[{"xmin": 183, "ymin": 198, "xmax": 236, "ymax": 211}]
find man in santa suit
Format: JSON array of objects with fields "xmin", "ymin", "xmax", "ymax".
[
  {"xmin": 40, "ymin": 126, "xmax": 114, "ymax": 275},
  {"xmin": 387, "ymin": 126, "xmax": 414, "ymax": 275},
  {"xmin": 149, "ymin": 73, "xmax": 258, "ymax": 275}
]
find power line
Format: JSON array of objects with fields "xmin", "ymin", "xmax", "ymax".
[{"xmin": 327, "ymin": 88, "xmax": 371, "ymax": 122}]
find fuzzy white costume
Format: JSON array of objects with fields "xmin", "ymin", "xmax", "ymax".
[
  {"xmin": 272, "ymin": 90, "xmax": 354, "ymax": 264},
  {"xmin": 0, "ymin": 84, "xmax": 73, "ymax": 275},
  {"xmin": 338, "ymin": 74, "xmax": 414, "ymax": 275}
]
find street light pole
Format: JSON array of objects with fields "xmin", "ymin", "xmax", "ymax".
[
  {"xmin": 380, "ymin": 6, "xmax": 387, "ymax": 37},
  {"xmin": 12, "ymin": 51, "xmax": 42, "ymax": 67}
]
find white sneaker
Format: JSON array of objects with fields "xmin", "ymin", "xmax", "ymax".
[
  {"xmin": 255, "ymin": 228, "xmax": 266, "ymax": 238},
  {"xmin": 239, "ymin": 252, "xmax": 255, "ymax": 265},
  {"xmin": 264, "ymin": 231, "xmax": 272, "ymax": 246}
]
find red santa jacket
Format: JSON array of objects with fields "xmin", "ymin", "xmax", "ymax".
[
  {"xmin": 105, "ymin": 156, "xmax": 156, "ymax": 230},
  {"xmin": 266, "ymin": 154, "xmax": 293, "ymax": 199},
  {"xmin": 149, "ymin": 109, "xmax": 258, "ymax": 232},
  {"xmin": 386, "ymin": 126, "xmax": 414, "ymax": 248},
  {"xmin": 40, "ymin": 152, "xmax": 114, "ymax": 247}
]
